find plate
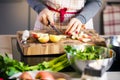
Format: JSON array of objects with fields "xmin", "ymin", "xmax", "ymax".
[{"xmin": 9, "ymin": 71, "xmax": 71, "ymax": 80}]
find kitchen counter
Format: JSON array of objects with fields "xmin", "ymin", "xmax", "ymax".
[
  {"xmin": 67, "ymin": 72, "xmax": 120, "ymax": 80},
  {"xmin": 0, "ymin": 35, "xmax": 120, "ymax": 80},
  {"xmin": 0, "ymin": 35, "xmax": 16, "ymax": 58}
]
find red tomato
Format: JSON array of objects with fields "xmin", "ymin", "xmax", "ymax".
[
  {"xmin": 35, "ymin": 71, "xmax": 55, "ymax": 80},
  {"xmin": 32, "ymin": 33, "xmax": 40, "ymax": 38}
]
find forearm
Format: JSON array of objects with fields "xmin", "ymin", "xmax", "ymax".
[
  {"xmin": 27, "ymin": 0, "xmax": 46, "ymax": 14},
  {"xmin": 76, "ymin": 0, "xmax": 102, "ymax": 24}
]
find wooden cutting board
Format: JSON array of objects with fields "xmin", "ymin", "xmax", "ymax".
[
  {"xmin": 16, "ymin": 30, "xmax": 82, "ymax": 55},
  {"xmin": 17, "ymin": 29, "xmax": 106, "ymax": 55}
]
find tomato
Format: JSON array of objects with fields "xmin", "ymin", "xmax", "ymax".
[
  {"xmin": 19, "ymin": 72, "xmax": 33, "ymax": 80},
  {"xmin": 35, "ymin": 71, "xmax": 55, "ymax": 80},
  {"xmin": 32, "ymin": 33, "xmax": 40, "ymax": 38}
]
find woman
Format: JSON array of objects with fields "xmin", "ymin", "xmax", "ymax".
[{"xmin": 27, "ymin": 0, "xmax": 102, "ymax": 35}]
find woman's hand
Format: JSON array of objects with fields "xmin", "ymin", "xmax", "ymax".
[
  {"xmin": 65, "ymin": 18, "xmax": 84, "ymax": 35},
  {"xmin": 38, "ymin": 8, "xmax": 54, "ymax": 26}
]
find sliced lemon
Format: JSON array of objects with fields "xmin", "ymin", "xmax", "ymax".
[
  {"xmin": 49, "ymin": 34, "xmax": 62, "ymax": 43},
  {"xmin": 38, "ymin": 34, "xmax": 49, "ymax": 43}
]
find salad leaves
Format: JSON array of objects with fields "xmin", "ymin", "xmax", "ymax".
[{"xmin": 64, "ymin": 45, "xmax": 111, "ymax": 60}]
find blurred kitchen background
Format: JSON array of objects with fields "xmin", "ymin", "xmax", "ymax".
[{"xmin": 0, "ymin": 0, "xmax": 120, "ymax": 35}]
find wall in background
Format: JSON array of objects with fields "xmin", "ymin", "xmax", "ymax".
[
  {"xmin": 29, "ymin": 7, "xmax": 37, "ymax": 30},
  {"xmin": 0, "ymin": 0, "xmax": 29, "ymax": 34},
  {"xmin": 93, "ymin": 8, "xmax": 103, "ymax": 34}
]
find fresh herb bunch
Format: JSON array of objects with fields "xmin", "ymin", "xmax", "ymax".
[
  {"xmin": 0, "ymin": 53, "xmax": 30, "ymax": 77},
  {"xmin": 0, "ymin": 53, "xmax": 69, "ymax": 78},
  {"xmin": 64, "ymin": 45, "xmax": 110, "ymax": 60}
]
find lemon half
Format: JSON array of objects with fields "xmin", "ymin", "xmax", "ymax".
[
  {"xmin": 49, "ymin": 34, "xmax": 62, "ymax": 43},
  {"xmin": 38, "ymin": 34, "xmax": 49, "ymax": 43}
]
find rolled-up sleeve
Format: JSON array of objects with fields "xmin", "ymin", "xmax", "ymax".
[
  {"xmin": 27, "ymin": 0, "xmax": 46, "ymax": 14},
  {"xmin": 76, "ymin": 0, "xmax": 102, "ymax": 24}
]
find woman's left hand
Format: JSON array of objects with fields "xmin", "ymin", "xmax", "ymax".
[{"xmin": 65, "ymin": 18, "xmax": 83, "ymax": 35}]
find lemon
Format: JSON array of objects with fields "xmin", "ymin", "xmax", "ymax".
[
  {"xmin": 49, "ymin": 34, "xmax": 62, "ymax": 43},
  {"xmin": 38, "ymin": 34, "xmax": 49, "ymax": 43}
]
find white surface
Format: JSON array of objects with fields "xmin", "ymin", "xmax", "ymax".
[
  {"xmin": 71, "ymin": 72, "xmax": 120, "ymax": 80},
  {"xmin": 107, "ymin": 72, "xmax": 120, "ymax": 80}
]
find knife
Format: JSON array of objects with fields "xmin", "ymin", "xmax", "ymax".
[{"xmin": 48, "ymin": 21, "xmax": 62, "ymax": 35}]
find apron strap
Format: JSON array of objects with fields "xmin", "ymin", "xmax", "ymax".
[{"xmin": 46, "ymin": 5, "xmax": 80, "ymax": 22}]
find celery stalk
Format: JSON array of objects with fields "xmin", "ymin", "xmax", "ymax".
[{"xmin": 0, "ymin": 53, "xmax": 70, "ymax": 77}]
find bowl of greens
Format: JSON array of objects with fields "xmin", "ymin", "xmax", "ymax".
[{"xmin": 64, "ymin": 44, "xmax": 116, "ymax": 73}]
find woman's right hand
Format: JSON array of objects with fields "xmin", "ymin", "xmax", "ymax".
[{"xmin": 38, "ymin": 8, "xmax": 54, "ymax": 26}]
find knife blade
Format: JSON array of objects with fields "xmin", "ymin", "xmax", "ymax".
[{"xmin": 48, "ymin": 22, "xmax": 62, "ymax": 35}]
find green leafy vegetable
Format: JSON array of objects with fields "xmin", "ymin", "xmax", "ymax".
[
  {"xmin": 0, "ymin": 53, "xmax": 69, "ymax": 78},
  {"xmin": 0, "ymin": 45, "xmax": 111, "ymax": 79},
  {"xmin": 64, "ymin": 45, "xmax": 110, "ymax": 60}
]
